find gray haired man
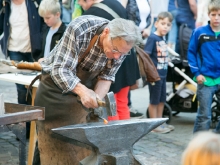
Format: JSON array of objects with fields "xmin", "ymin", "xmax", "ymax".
[{"xmin": 34, "ymin": 15, "xmax": 142, "ymax": 164}]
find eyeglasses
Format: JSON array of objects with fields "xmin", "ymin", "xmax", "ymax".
[{"xmin": 110, "ymin": 38, "xmax": 131, "ymax": 55}]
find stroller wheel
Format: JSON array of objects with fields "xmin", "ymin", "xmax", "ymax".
[
  {"xmin": 146, "ymin": 102, "xmax": 172, "ymax": 124},
  {"xmin": 163, "ymin": 103, "xmax": 172, "ymax": 124},
  {"xmin": 172, "ymin": 111, "xmax": 180, "ymax": 116},
  {"xmin": 211, "ymin": 105, "xmax": 220, "ymax": 129}
]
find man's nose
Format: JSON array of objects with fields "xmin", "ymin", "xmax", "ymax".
[{"xmin": 113, "ymin": 53, "xmax": 121, "ymax": 60}]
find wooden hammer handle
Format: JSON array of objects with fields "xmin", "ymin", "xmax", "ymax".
[
  {"xmin": 77, "ymin": 96, "xmax": 106, "ymax": 107},
  {"xmin": 97, "ymin": 99, "xmax": 106, "ymax": 107}
]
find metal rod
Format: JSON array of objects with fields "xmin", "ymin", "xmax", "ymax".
[{"xmin": 168, "ymin": 62, "xmax": 197, "ymax": 87}]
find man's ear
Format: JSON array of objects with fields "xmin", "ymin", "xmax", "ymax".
[
  {"xmin": 102, "ymin": 27, "xmax": 110, "ymax": 36},
  {"xmin": 56, "ymin": 12, "xmax": 61, "ymax": 18}
]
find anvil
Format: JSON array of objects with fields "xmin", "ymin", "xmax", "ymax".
[{"xmin": 52, "ymin": 118, "xmax": 167, "ymax": 165}]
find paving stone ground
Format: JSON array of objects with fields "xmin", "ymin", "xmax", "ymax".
[{"xmin": 0, "ymin": 51, "xmax": 196, "ymax": 165}]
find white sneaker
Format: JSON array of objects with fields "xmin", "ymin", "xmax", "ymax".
[
  {"xmin": 162, "ymin": 123, "xmax": 175, "ymax": 131},
  {"xmin": 151, "ymin": 125, "xmax": 171, "ymax": 134}
]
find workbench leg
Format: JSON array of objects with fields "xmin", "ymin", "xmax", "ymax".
[
  {"xmin": 19, "ymin": 126, "xmax": 27, "ymax": 165},
  {"xmin": 19, "ymin": 143, "xmax": 26, "ymax": 165},
  {"xmin": 8, "ymin": 124, "xmax": 27, "ymax": 165},
  {"xmin": 27, "ymin": 87, "xmax": 38, "ymax": 165}
]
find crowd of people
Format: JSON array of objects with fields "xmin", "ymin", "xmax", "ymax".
[{"xmin": 1, "ymin": 0, "xmax": 220, "ymax": 164}]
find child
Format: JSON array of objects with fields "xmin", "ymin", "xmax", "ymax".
[
  {"xmin": 188, "ymin": 0, "xmax": 220, "ymax": 133},
  {"xmin": 181, "ymin": 131, "xmax": 220, "ymax": 165},
  {"xmin": 144, "ymin": 11, "xmax": 174, "ymax": 133},
  {"xmin": 37, "ymin": 0, "xmax": 66, "ymax": 62}
]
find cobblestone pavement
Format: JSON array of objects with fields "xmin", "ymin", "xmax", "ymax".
[{"xmin": 0, "ymin": 51, "xmax": 196, "ymax": 165}]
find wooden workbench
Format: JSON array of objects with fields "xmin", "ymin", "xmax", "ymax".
[{"xmin": 0, "ymin": 73, "xmax": 40, "ymax": 165}]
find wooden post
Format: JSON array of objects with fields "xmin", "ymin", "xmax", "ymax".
[{"xmin": 27, "ymin": 87, "xmax": 38, "ymax": 165}]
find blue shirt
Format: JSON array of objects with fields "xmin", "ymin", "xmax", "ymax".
[
  {"xmin": 168, "ymin": 0, "xmax": 176, "ymax": 11},
  {"xmin": 144, "ymin": 33, "xmax": 168, "ymax": 78},
  {"xmin": 44, "ymin": 28, "xmax": 58, "ymax": 58}
]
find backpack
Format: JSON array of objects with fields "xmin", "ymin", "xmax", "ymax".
[
  {"xmin": 126, "ymin": 0, "xmax": 151, "ymax": 28},
  {"xmin": 179, "ymin": 24, "xmax": 193, "ymax": 67},
  {"xmin": 135, "ymin": 45, "xmax": 160, "ymax": 83}
]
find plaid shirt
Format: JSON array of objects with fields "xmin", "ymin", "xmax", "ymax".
[{"xmin": 41, "ymin": 15, "xmax": 126, "ymax": 93}]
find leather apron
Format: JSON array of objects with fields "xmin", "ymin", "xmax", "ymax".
[{"xmin": 34, "ymin": 66, "xmax": 101, "ymax": 165}]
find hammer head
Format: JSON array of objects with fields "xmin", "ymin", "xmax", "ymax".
[
  {"xmin": 93, "ymin": 91, "xmax": 116, "ymax": 119},
  {"xmin": 85, "ymin": 92, "xmax": 117, "ymax": 122},
  {"xmin": 104, "ymin": 91, "xmax": 116, "ymax": 116}
]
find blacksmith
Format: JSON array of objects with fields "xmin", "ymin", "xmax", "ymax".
[{"xmin": 34, "ymin": 15, "xmax": 142, "ymax": 164}]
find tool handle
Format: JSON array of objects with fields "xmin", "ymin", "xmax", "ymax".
[
  {"xmin": 97, "ymin": 99, "xmax": 106, "ymax": 107},
  {"xmin": 77, "ymin": 96, "xmax": 106, "ymax": 107}
]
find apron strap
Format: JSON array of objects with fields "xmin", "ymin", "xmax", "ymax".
[{"xmin": 78, "ymin": 23, "xmax": 107, "ymax": 64}]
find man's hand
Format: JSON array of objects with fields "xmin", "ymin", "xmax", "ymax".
[
  {"xmin": 196, "ymin": 75, "xmax": 206, "ymax": 84},
  {"xmin": 196, "ymin": 22, "xmax": 203, "ymax": 28},
  {"xmin": 141, "ymin": 28, "xmax": 151, "ymax": 38},
  {"xmin": 73, "ymin": 83, "xmax": 99, "ymax": 109},
  {"xmin": 79, "ymin": 89, "xmax": 99, "ymax": 109},
  {"xmin": 38, "ymin": 58, "xmax": 44, "ymax": 63},
  {"xmin": 73, "ymin": 80, "xmax": 111, "ymax": 109}
]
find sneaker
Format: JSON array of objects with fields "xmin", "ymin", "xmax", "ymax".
[
  {"xmin": 162, "ymin": 123, "xmax": 175, "ymax": 131},
  {"xmin": 151, "ymin": 125, "xmax": 171, "ymax": 134},
  {"xmin": 129, "ymin": 106, "xmax": 144, "ymax": 119}
]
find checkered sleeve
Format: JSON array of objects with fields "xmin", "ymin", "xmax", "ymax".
[{"xmin": 50, "ymin": 25, "xmax": 82, "ymax": 93}]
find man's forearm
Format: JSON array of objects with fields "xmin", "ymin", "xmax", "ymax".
[
  {"xmin": 189, "ymin": 0, "xmax": 197, "ymax": 19},
  {"xmin": 94, "ymin": 79, "xmax": 112, "ymax": 99},
  {"xmin": 72, "ymin": 82, "xmax": 88, "ymax": 97}
]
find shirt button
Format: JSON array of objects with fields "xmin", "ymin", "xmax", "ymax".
[{"xmin": 33, "ymin": 16, "xmax": 35, "ymax": 19}]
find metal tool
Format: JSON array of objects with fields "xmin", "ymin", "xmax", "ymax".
[
  {"xmin": 52, "ymin": 118, "xmax": 168, "ymax": 165},
  {"xmin": 77, "ymin": 91, "xmax": 116, "ymax": 122}
]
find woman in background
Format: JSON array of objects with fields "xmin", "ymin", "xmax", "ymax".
[{"xmin": 120, "ymin": 0, "xmax": 152, "ymax": 118}]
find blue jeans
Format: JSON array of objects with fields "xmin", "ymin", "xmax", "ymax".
[
  {"xmin": 62, "ymin": 6, "xmax": 72, "ymax": 25},
  {"xmin": 167, "ymin": 10, "xmax": 178, "ymax": 44},
  {"xmin": 8, "ymin": 51, "xmax": 33, "ymax": 104},
  {"xmin": 194, "ymin": 84, "xmax": 220, "ymax": 133},
  {"xmin": 151, "ymin": 17, "xmax": 157, "ymax": 34}
]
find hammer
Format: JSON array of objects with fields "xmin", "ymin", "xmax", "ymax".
[{"xmin": 77, "ymin": 92, "xmax": 117, "ymax": 122}]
